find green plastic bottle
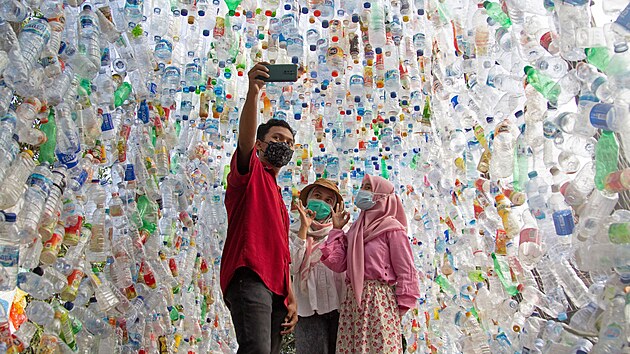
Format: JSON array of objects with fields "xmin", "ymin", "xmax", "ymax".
[
  {"xmin": 483, "ymin": 1, "xmax": 512, "ymax": 28},
  {"xmin": 595, "ymin": 130, "xmax": 619, "ymax": 190},
  {"xmin": 524, "ymin": 66, "xmax": 560, "ymax": 104},
  {"xmin": 491, "ymin": 253, "xmax": 519, "ymax": 296},
  {"xmin": 38, "ymin": 108, "xmax": 57, "ymax": 164},
  {"xmin": 435, "ymin": 274, "xmax": 457, "ymax": 296},
  {"xmin": 585, "ymin": 47, "xmax": 611, "ymax": 72},
  {"xmin": 380, "ymin": 158, "xmax": 389, "ymax": 179},
  {"xmin": 224, "ymin": 0, "xmax": 242, "ymax": 16},
  {"xmin": 114, "ymin": 82, "xmax": 133, "ymax": 107}
]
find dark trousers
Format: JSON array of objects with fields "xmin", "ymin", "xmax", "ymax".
[
  {"xmin": 295, "ymin": 310, "xmax": 340, "ymax": 354},
  {"xmin": 224, "ymin": 267, "xmax": 288, "ymax": 354}
]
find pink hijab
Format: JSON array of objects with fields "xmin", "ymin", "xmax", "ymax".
[{"xmin": 347, "ymin": 174, "xmax": 407, "ymax": 307}]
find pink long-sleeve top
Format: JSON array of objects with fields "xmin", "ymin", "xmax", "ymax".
[{"xmin": 320, "ymin": 228, "xmax": 420, "ymax": 312}]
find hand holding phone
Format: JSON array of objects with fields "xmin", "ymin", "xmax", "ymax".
[{"xmin": 256, "ymin": 64, "xmax": 298, "ymax": 82}]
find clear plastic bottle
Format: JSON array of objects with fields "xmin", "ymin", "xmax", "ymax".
[
  {"xmin": 592, "ymin": 296, "xmax": 627, "ymax": 353},
  {"xmin": 39, "ymin": 166, "xmax": 67, "ymax": 235},
  {"xmin": 17, "ymin": 163, "xmax": 54, "ymax": 242},
  {"xmin": 0, "ymin": 212, "xmax": 19, "ymax": 291},
  {"xmin": 4, "ymin": 17, "xmax": 51, "ymax": 89},
  {"xmin": 368, "ymin": 0, "xmax": 386, "ymax": 49},
  {"xmin": 0, "ymin": 0, "xmax": 28, "ymax": 23},
  {"xmin": 489, "ymin": 120, "xmax": 516, "ymax": 180},
  {"xmin": 0, "ymin": 150, "xmax": 36, "ymax": 209}
]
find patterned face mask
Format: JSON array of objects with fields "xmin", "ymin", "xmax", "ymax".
[{"xmin": 262, "ymin": 141, "xmax": 294, "ymax": 167}]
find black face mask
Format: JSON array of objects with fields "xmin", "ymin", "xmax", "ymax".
[{"xmin": 262, "ymin": 141, "xmax": 294, "ymax": 167}]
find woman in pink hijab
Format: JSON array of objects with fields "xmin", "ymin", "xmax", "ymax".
[{"xmin": 320, "ymin": 174, "xmax": 420, "ymax": 353}]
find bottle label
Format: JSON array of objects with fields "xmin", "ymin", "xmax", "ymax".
[
  {"xmin": 519, "ymin": 229, "xmax": 540, "ymax": 245},
  {"xmin": 552, "ymin": 209, "xmax": 575, "ymax": 235},
  {"xmin": 79, "ymin": 14, "xmax": 98, "ymax": 30},
  {"xmin": 495, "ymin": 229, "xmax": 508, "ymax": 255},
  {"xmin": 22, "ymin": 20, "xmax": 51, "ymax": 42},
  {"xmin": 614, "ymin": 2, "xmax": 630, "ymax": 32},
  {"xmin": 589, "ymin": 103, "xmax": 613, "ymax": 130},
  {"xmin": 0, "ymin": 245, "xmax": 19, "ymax": 269},
  {"xmin": 27, "ymin": 173, "xmax": 52, "ymax": 196},
  {"xmin": 539, "ymin": 31, "xmax": 552, "ymax": 50},
  {"xmin": 41, "ymin": 232, "xmax": 63, "ymax": 261},
  {"xmin": 56, "ymin": 152, "xmax": 79, "ymax": 168},
  {"xmin": 101, "ymin": 112, "xmax": 114, "ymax": 132},
  {"xmin": 603, "ymin": 323, "xmax": 622, "ymax": 339},
  {"xmin": 73, "ymin": 170, "xmax": 89, "ymax": 188}
]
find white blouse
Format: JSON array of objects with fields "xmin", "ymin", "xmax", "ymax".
[{"xmin": 290, "ymin": 232, "xmax": 346, "ymax": 317}]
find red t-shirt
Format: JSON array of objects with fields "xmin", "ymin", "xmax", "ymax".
[{"xmin": 220, "ymin": 148, "xmax": 291, "ymax": 301}]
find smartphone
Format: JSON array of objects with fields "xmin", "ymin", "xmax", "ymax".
[{"xmin": 257, "ymin": 64, "xmax": 298, "ymax": 82}]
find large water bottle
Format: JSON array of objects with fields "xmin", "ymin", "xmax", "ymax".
[
  {"xmin": 4, "ymin": 17, "xmax": 51, "ymax": 89},
  {"xmin": 518, "ymin": 210, "xmax": 543, "ymax": 269},
  {"xmin": 592, "ymin": 296, "xmax": 627, "ymax": 353},
  {"xmin": 0, "ymin": 150, "xmax": 36, "ymax": 209},
  {"xmin": 0, "ymin": 0, "xmax": 28, "ymax": 23},
  {"xmin": 17, "ymin": 268, "xmax": 56, "ymax": 300},
  {"xmin": 38, "ymin": 166, "xmax": 67, "ymax": 237},
  {"xmin": 76, "ymin": 3, "xmax": 101, "ymax": 79},
  {"xmin": 55, "ymin": 102, "xmax": 82, "ymax": 169},
  {"xmin": 18, "ymin": 163, "xmax": 54, "ymax": 242},
  {"xmin": 489, "ymin": 121, "xmax": 516, "ymax": 180},
  {"xmin": 554, "ymin": 0, "xmax": 589, "ymax": 61},
  {"xmin": 368, "ymin": 0, "xmax": 386, "ymax": 49},
  {"xmin": 0, "ymin": 117, "xmax": 20, "ymax": 182},
  {"xmin": 0, "ymin": 212, "xmax": 19, "ymax": 291}
]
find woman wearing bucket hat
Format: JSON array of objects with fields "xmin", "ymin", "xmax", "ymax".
[
  {"xmin": 290, "ymin": 178, "xmax": 347, "ymax": 354},
  {"xmin": 320, "ymin": 174, "xmax": 420, "ymax": 353}
]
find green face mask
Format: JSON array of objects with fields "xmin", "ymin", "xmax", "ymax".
[{"xmin": 306, "ymin": 199, "xmax": 332, "ymax": 220}]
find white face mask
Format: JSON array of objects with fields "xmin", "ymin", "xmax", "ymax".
[{"xmin": 354, "ymin": 190, "xmax": 376, "ymax": 210}]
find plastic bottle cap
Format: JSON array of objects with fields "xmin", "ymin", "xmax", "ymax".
[
  {"xmin": 4, "ymin": 213, "xmax": 16, "ymax": 222},
  {"xmin": 528, "ymin": 171, "xmax": 538, "ymax": 179},
  {"xmin": 322, "ymin": 20, "xmax": 329, "ymax": 28},
  {"xmin": 180, "ymin": 9, "xmax": 188, "ymax": 16},
  {"xmin": 33, "ymin": 267, "xmax": 44, "ymax": 276},
  {"xmin": 198, "ymin": 10, "xmax": 205, "ymax": 16},
  {"xmin": 375, "ymin": 47, "xmax": 383, "ymax": 54},
  {"xmin": 64, "ymin": 302, "xmax": 74, "ymax": 311},
  {"xmin": 614, "ymin": 42, "xmax": 628, "ymax": 53}
]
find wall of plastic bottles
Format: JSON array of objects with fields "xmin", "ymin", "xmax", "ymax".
[{"xmin": 0, "ymin": 0, "xmax": 629, "ymax": 351}]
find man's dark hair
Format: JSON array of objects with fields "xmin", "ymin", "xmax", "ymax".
[{"xmin": 256, "ymin": 119, "xmax": 295, "ymax": 141}]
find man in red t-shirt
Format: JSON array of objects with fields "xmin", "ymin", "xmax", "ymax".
[{"xmin": 221, "ymin": 62, "xmax": 298, "ymax": 353}]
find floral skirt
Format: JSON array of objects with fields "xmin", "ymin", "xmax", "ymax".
[{"xmin": 336, "ymin": 280, "xmax": 403, "ymax": 354}]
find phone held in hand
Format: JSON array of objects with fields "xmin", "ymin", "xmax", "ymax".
[{"xmin": 256, "ymin": 64, "xmax": 299, "ymax": 82}]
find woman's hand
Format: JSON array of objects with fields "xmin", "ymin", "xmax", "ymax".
[
  {"xmin": 296, "ymin": 200, "xmax": 316, "ymax": 239},
  {"xmin": 332, "ymin": 204, "xmax": 350, "ymax": 230}
]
